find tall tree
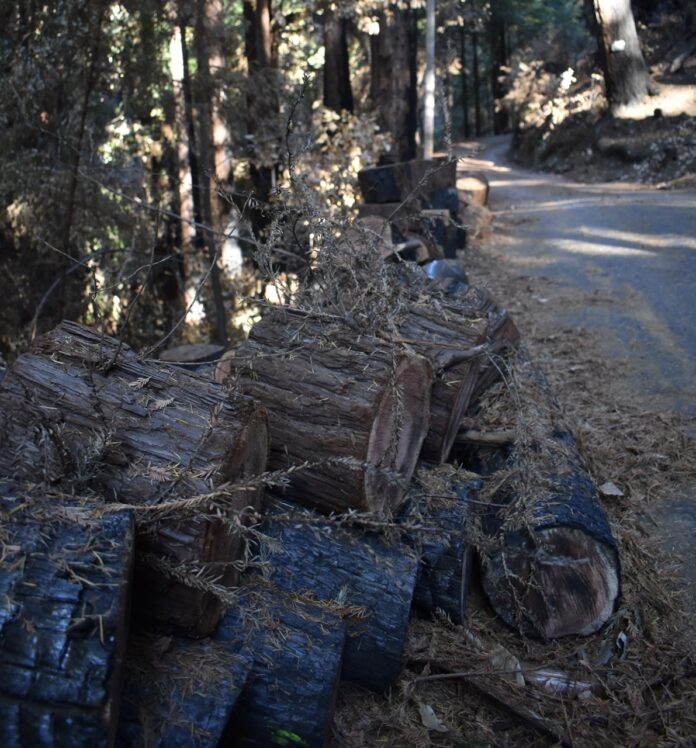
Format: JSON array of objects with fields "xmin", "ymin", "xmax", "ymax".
[
  {"xmin": 459, "ymin": 22, "xmax": 470, "ymax": 138},
  {"xmin": 471, "ymin": 0, "xmax": 482, "ymax": 136},
  {"xmin": 370, "ymin": 3, "xmax": 418, "ymax": 161},
  {"xmin": 423, "ymin": 0, "xmax": 436, "ymax": 159},
  {"xmin": 489, "ymin": 0, "xmax": 509, "ymax": 133},
  {"xmin": 323, "ymin": 3, "xmax": 353, "ymax": 113},
  {"xmin": 591, "ymin": 0, "xmax": 649, "ymax": 108}
]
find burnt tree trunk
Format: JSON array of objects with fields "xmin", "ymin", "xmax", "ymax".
[
  {"xmin": 489, "ymin": 0, "xmax": 509, "ymax": 133},
  {"xmin": 220, "ymin": 309, "xmax": 432, "ymax": 515},
  {"xmin": 323, "ymin": 3, "xmax": 353, "ymax": 113},
  {"xmin": 459, "ymin": 25, "xmax": 470, "ymax": 138},
  {"xmin": 259, "ymin": 497, "xmax": 419, "ymax": 693},
  {"xmin": 0, "ymin": 322, "xmax": 269, "ymax": 636},
  {"xmin": 479, "ymin": 359, "xmax": 621, "ymax": 639},
  {"xmin": 215, "ymin": 584, "xmax": 346, "ymax": 748},
  {"xmin": 471, "ymin": 0, "xmax": 482, "ymax": 136},
  {"xmin": 0, "ymin": 485, "xmax": 133, "ymax": 748},
  {"xmin": 592, "ymin": 0, "xmax": 650, "ymax": 108},
  {"xmin": 400, "ymin": 467, "xmax": 481, "ymax": 624},
  {"xmin": 370, "ymin": 3, "xmax": 418, "ymax": 161},
  {"xmin": 117, "ymin": 632, "xmax": 253, "ymax": 748}
]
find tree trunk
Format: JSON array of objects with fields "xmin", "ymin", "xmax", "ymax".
[
  {"xmin": 478, "ymin": 360, "xmax": 621, "ymax": 639},
  {"xmin": 260, "ymin": 497, "xmax": 420, "ymax": 693},
  {"xmin": 401, "ymin": 467, "xmax": 481, "ymax": 624},
  {"xmin": 592, "ymin": 0, "xmax": 650, "ymax": 108},
  {"xmin": 323, "ymin": 3, "xmax": 353, "ymax": 113},
  {"xmin": 489, "ymin": 0, "xmax": 509, "ymax": 133},
  {"xmin": 117, "ymin": 632, "xmax": 253, "ymax": 748},
  {"xmin": 244, "ymin": 0, "xmax": 276, "ymax": 207},
  {"xmin": 370, "ymin": 3, "xmax": 418, "ymax": 161},
  {"xmin": 0, "ymin": 322, "xmax": 269, "ymax": 636},
  {"xmin": 423, "ymin": 0, "xmax": 436, "ymax": 159},
  {"xmin": 472, "ymin": 18, "xmax": 482, "ymax": 136},
  {"xmin": 220, "ymin": 309, "xmax": 433, "ymax": 515},
  {"xmin": 215, "ymin": 584, "xmax": 346, "ymax": 748},
  {"xmin": 0, "ymin": 488, "xmax": 133, "ymax": 748},
  {"xmin": 459, "ymin": 25, "xmax": 470, "ymax": 138},
  {"xmin": 181, "ymin": 14, "xmax": 228, "ymax": 345}
]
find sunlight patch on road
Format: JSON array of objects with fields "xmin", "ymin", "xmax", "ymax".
[
  {"xmin": 554, "ymin": 239, "xmax": 654, "ymax": 258},
  {"xmin": 577, "ymin": 226, "xmax": 696, "ymax": 251}
]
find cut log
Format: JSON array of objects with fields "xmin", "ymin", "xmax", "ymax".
[
  {"xmin": 215, "ymin": 584, "xmax": 346, "ymax": 748},
  {"xmin": 457, "ymin": 171, "xmax": 490, "ymax": 207},
  {"xmin": 116, "ymin": 631, "xmax": 253, "ymax": 748},
  {"xmin": 477, "ymin": 360, "xmax": 620, "ymax": 639},
  {"xmin": 0, "ymin": 484, "xmax": 133, "ymax": 748},
  {"xmin": 259, "ymin": 496, "xmax": 419, "ymax": 692},
  {"xmin": 395, "ymin": 299, "xmax": 489, "ymax": 463},
  {"xmin": 400, "ymin": 466, "xmax": 481, "ymax": 624},
  {"xmin": 222, "ymin": 309, "xmax": 432, "ymax": 515},
  {"xmin": 0, "ymin": 321, "xmax": 269, "ymax": 636},
  {"xmin": 358, "ymin": 159, "xmax": 457, "ymax": 205}
]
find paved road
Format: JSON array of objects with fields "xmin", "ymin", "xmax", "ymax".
[
  {"xmin": 463, "ymin": 136, "xmax": 696, "ymax": 416},
  {"xmin": 459, "ymin": 136, "xmax": 696, "ymax": 607}
]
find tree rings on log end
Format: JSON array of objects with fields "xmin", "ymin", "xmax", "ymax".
[
  {"xmin": 366, "ymin": 355, "xmax": 433, "ymax": 512},
  {"xmin": 483, "ymin": 527, "xmax": 620, "ymax": 639}
]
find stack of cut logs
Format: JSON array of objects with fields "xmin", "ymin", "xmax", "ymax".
[{"xmin": 0, "ymin": 160, "xmax": 620, "ymax": 748}]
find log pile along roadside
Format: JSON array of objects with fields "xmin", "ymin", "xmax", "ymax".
[{"xmin": 0, "ymin": 158, "xmax": 622, "ymax": 747}]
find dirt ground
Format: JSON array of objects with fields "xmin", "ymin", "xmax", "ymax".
[{"xmin": 330, "ymin": 171, "xmax": 696, "ymax": 747}]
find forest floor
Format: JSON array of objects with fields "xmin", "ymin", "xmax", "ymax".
[{"xmin": 331, "ymin": 141, "xmax": 696, "ymax": 747}]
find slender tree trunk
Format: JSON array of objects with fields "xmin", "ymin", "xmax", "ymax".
[
  {"xmin": 180, "ymin": 16, "xmax": 228, "ymax": 344},
  {"xmin": 370, "ymin": 2, "xmax": 418, "ymax": 161},
  {"xmin": 459, "ymin": 25, "xmax": 470, "ymax": 138},
  {"xmin": 244, "ymin": 0, "xmax": 275, "ymax": 206},
  {"xmin": 472, "ymin": 9, "xmax": 482, "ymax": 136},
  {"xmin": 489, "ymin": 0, "xmax": 508, "ymax": 133},
  {"xmin": 591, "ymin": 0, "xmax": 649, "ymax": 108},
  {"xmin": 423, "ymin": 0, "xmax": 436, "ymax": 159},
  {"xmin": 323, "ymin": 3, "xmax": 353, "ymax": 113}
]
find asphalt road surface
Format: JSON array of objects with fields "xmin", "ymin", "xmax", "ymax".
[{"xmin": 459, "ymin": 137, "xmax": 696, "ymax": 610}]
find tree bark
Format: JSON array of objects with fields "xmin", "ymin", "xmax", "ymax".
[
  {"xmin": 0, "ymin": 489, "xmax": 133, "ymax": 748},
  {"xmin": 181, "ymin": 13, "xmax": 228, "ymax": 345},
  {"xmin": 591, "ymin": 0, "xmax": 650, "ymax": 108},
  {"xmin": 472, "ymin": 7, "xmax": 482, "ymax": 137},
  {"xmin": 370, "ymin": 3, "xmax": 418, "ymax": 161},
  {"xmin": 489, "ymin": 0, "xmax": 509, "ymax": 133},
  {"xmin": 215, "ymin": 583, "xmax": 346, "ymax": 748},
  {"xmin": 0, "ymin": 321, "xmax": 269, "ymax": 636},
  {"xmin": 260, "ymin": 497, "xmax": 420, "ymax": 693},
  {"xmin": 219, "ymin": 309, "xmax": 433, "ymax": 515},
  {"xmin": 423, "ymin": 0, "xmax": 436, "ymax": 159},
  {"xmin": 459, "ymin": 25, "xmax": 470, "ymax": 138},
  {"xmin": 117, "ymin": 632, "xmax": 253, "ymax": 748},
  {"xmin": 323, "ymin": 3, "xmax": 353, "ymax": 113},
  {"xmin": 479, "ymin": 360, "xmax": 621, "ymax": 639},
  {"xmin": 401, "ymin": 467, "xmax": 481, "ymax": 624}
]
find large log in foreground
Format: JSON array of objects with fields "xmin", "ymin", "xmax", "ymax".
[
  {"xmin": 222, "ymin": 310, "xmax": 432, "ymax": 515},
  {"xmin": 0, "ymin": 322, "xmax": 269, "ymax": 636},
  {"xmin": 260, "ymin": 497, "xmax": 419, "ymax": 693},
  {"xmin": 0, "ymin": 483, "xmax": 133, "ymax": 748},
  {"xmin": 117, "ymin": 632, "xmax": 253, "ymax": 748},
  {"xmin": 215, "ymin": 585, "xmax": 346, "ymax": 748},
  {"xmin": 478, "ymin": 360, "xmax": 620, "ymax": 639}
]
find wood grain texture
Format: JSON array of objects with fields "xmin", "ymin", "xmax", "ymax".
[{"xmin": 0, "ymin": 322, "xmax": 269, "ymax": 635}]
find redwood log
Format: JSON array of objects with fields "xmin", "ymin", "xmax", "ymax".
[
  {"xmin": 358, "ymin": 159, "xmax": 456, "ymax": 206},
  {"xmin": 0, "ymin": 483, "xmax": 133, "ymax": 748},
  {"xmin": 221, "ymin": 309, "xmax": 432, "ymax": 515},
  {"xmin": 116, "ymin": 632, "xmax": 253, "ymax": 748},
  {"xmin": 259, "ymin": 497, "xmax": 419, "ymax": 693},
  {"xmin": 478, "ymin": 361, "xmax": 620, "ymax": 639},
  {"xmin": 0, "ymin": 322, "xmax": 269, "ymax": 636},
  {"xmin": 215, "ymin": 585, "xmax": 346, "ymax": 748},
  {"xmin": 400, "ymin": 467, "xmax": 481, "ymax": 623},
  {"xmin": 395, "ymin": 299, "xmax": 489, "ymax": 463}
]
